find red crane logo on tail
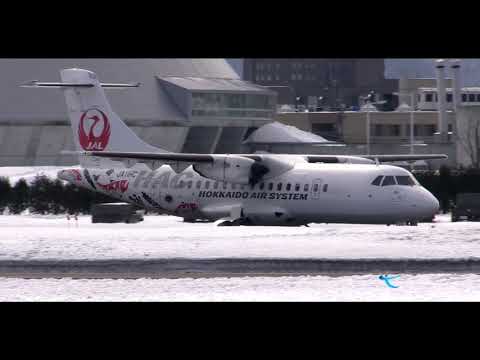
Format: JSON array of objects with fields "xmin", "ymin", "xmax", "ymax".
[{"xmin": 78, "ymin": 109, "xmax": 111, "ymax": 151}]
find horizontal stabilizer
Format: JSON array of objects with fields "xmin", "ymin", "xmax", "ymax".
[{"xmin": 21, "ymin": 81, "xmax": 140, "ymax": 89}]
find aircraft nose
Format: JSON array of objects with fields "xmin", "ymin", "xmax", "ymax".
[{"xmin": 421, "ymin": 190, "xmax": 440, "ymax": 218}]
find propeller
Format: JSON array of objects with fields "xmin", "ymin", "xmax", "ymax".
[{"xmin": 249, "ymin": 161, "xmax": 269, "ymax": 187}]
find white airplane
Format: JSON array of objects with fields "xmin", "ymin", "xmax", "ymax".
[{"xmin": 23, "ymin": 68, "xmax": 446, "ymax": 226}]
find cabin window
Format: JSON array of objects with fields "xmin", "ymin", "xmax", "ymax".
[
  {"xmin": 179, "ymin": 180, "xmax": 185, "ymax": 188},
  {"xmin": 313, "ymin": 184, "xmax": 319, "ymax": 192},
  {"xmin": 381, "ymin": 176, "xmax": 396, "ymax": 186},
  {"xmin": 205, "ymin": 181, "xmax": 210, "ymax": 189},
  {"xmin": 214, "ymin": 181, "xmax": 219, "ymax": 189},
  {"xmin": 295, "ymin": 183, "xmax": 300, "ymax": 191},
  {"xmin": 396, "ymin": 176, "xmax": 415, "ymax": 186},
  {"xmin": 371, "ymin": 176, "xmax": 383, "ymax": 186},
  {"xmin": 259, "ymin": 182, "xmax": 265, "ymax": 190},
  {"xmin": 196, "ymin": 180, "xmax": 202, "ymax": 189},
  {"xmin": 323, "ymin": 184, "xmax": 328, "ymax": 192},
  {"xmin": 187, "ymin": 180, "xmax": 193, "ymax": 189},
  {"xmin": 231, "ymin": 183, "xmax": 237, "ymax": 190},
  {"xmin": 277, "ymin": 183, "xmax": 283, "ymax": 191},
  {"xmin": 223, "ymin": 182, "xmax": 228, "ymax": 190},
  {"xmin": 286, "ymin": 183, "xmax": 292, "ymax": 191},
  {"xmin": 268, "ymin": 183, "xmax": 274, "ymax": 191},
  {"xmin": 304, "ymin": 184, "xmax": 309, "ymax": 191}
]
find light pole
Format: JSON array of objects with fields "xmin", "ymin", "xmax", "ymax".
[
  {"xmin": 394, "ymin": 91, "xmax": 416, "ymax": 155},
  {"xmin": 362, "ymin": 91, "xmax": 385, "ymax": 155}
]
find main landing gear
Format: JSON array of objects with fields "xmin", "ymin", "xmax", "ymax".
[{"xmin": 387, "ymin": 221, "xmax": 418, "ymax": 226}]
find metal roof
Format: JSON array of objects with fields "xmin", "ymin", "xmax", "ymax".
[
  {"xmin": 159, "ymin": 76, "xmax": 275, "ymax": 95},
  {"xmin": 244, "ymin": 122, "xmax": 337, "ymax": 144}
]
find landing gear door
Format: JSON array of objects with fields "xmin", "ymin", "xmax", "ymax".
[{"xmin": 311, "ymin": 178, "xmax": 323, "ymax": 200}]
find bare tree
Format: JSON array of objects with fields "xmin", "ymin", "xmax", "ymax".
[{"xmin": 458, "ymin": 113, "xmax": 480, "ymax": 168}]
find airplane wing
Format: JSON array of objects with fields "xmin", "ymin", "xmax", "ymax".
[
  {"xmin": 306, "ymin": 154, "xmax": 448, "ymax": 164},
  {"xmin": 82, "ymin": 151, "xmax": 215, "ymax": 163},
  {"xmin": 360, "ymin": 154, "xmax": 448, "ymax": 162},
  {"xmin": 79, "ymin": 151, "xmax": 291, "ymax": 186},
  {"xmin": 78, "ymin": 151, "xmax": 447, "ymax": 185}
]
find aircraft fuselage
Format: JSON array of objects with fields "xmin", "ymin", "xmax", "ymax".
[{"xmin": 58, "ymin": 162, "xmax": 439, "ymax": 226}]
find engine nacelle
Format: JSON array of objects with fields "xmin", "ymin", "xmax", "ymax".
[{"xmin": 193, "ymin": 155, "xmax": 256, "ymax": 185}]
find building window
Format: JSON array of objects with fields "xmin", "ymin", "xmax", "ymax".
[
  {"xmin": 425, "ymin": 93, "xmax": 433, "ymax": 102},
  {"xmin": 291, "ymin": 74, "xmax": 296, "ymax": 81},
  {"xmin": 462, "ymin": 94, "xmax": 467, "ymax": 102},
  {"xmin": 446, "ymin": 93, "xmax": 453, "ymax": 102},
  {"xmin": 469, "ymin": 94, "xmax": 476, "ymax": 102},
  {"xmin": 477, "ymin": 94, "xmax": 480, "ymax": 102}
]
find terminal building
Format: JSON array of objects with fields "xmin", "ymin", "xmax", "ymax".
[
  {"xmin": 1, "ymin": 58, "xmax": 479, "ymax": 170},
  {"xmin": 270, "ymin": 60, "xmax": 480, "ymax": 170},
  {"xmin": 0, "ymin": 59, "xmax": 276, "ymax": 166},
  {"xmin": 243, "ymin": 59, "xmax": 398, "ymax": 110}
]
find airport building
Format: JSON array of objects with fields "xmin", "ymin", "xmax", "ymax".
[
  {"xmin": 243, "ymin": 59, "xmax": 398, "ymax": 110},
  {"xmin": 0, "ymin": 59, "xmax": 276, "ymax": 166},
  {"xmin": 266, "ymin": 60, "xmax": 480, "ymax": 169}
]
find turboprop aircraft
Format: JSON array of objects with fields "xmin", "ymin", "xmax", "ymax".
[{"xmin": 23, "ymin": 68, "xmax": 446, "ymax": 226}]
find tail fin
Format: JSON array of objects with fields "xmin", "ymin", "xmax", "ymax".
[{"xmin": 59, "ymin": 68, "xmax": 166, "ymax": 156}]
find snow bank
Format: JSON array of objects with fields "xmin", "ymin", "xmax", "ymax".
[
  {"xmin": 0, "ymin": 274, "xmax": 479, "ymax": 301},
  {"xmin": 0, "ymin": 166, "xmax": 76, "ymax": 185}
]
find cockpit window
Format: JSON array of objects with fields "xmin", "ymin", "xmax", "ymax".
[
  {"xmin": 381, "ymin": 176, "xmax": 396, "ymax": 186},
  {"xmin": 396, "ymin": 176, "xmax": 415, "ymax": 186},
  {"xmin": 371, "ymin": 176, "xmax": 383, "ymax": 186}
]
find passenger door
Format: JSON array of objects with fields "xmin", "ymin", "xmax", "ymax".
[{"xmin": 311, "ymin": 179, "xmax": 323, "ymax": 200}]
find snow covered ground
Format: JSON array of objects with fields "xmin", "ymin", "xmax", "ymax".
[
  {"xmin": 1, "ymin": 274, "xmax": 479, "ymax": 301},
  {"xmin": 0, "ymin": 213, "xmax": 479, "ymax": 260}
]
